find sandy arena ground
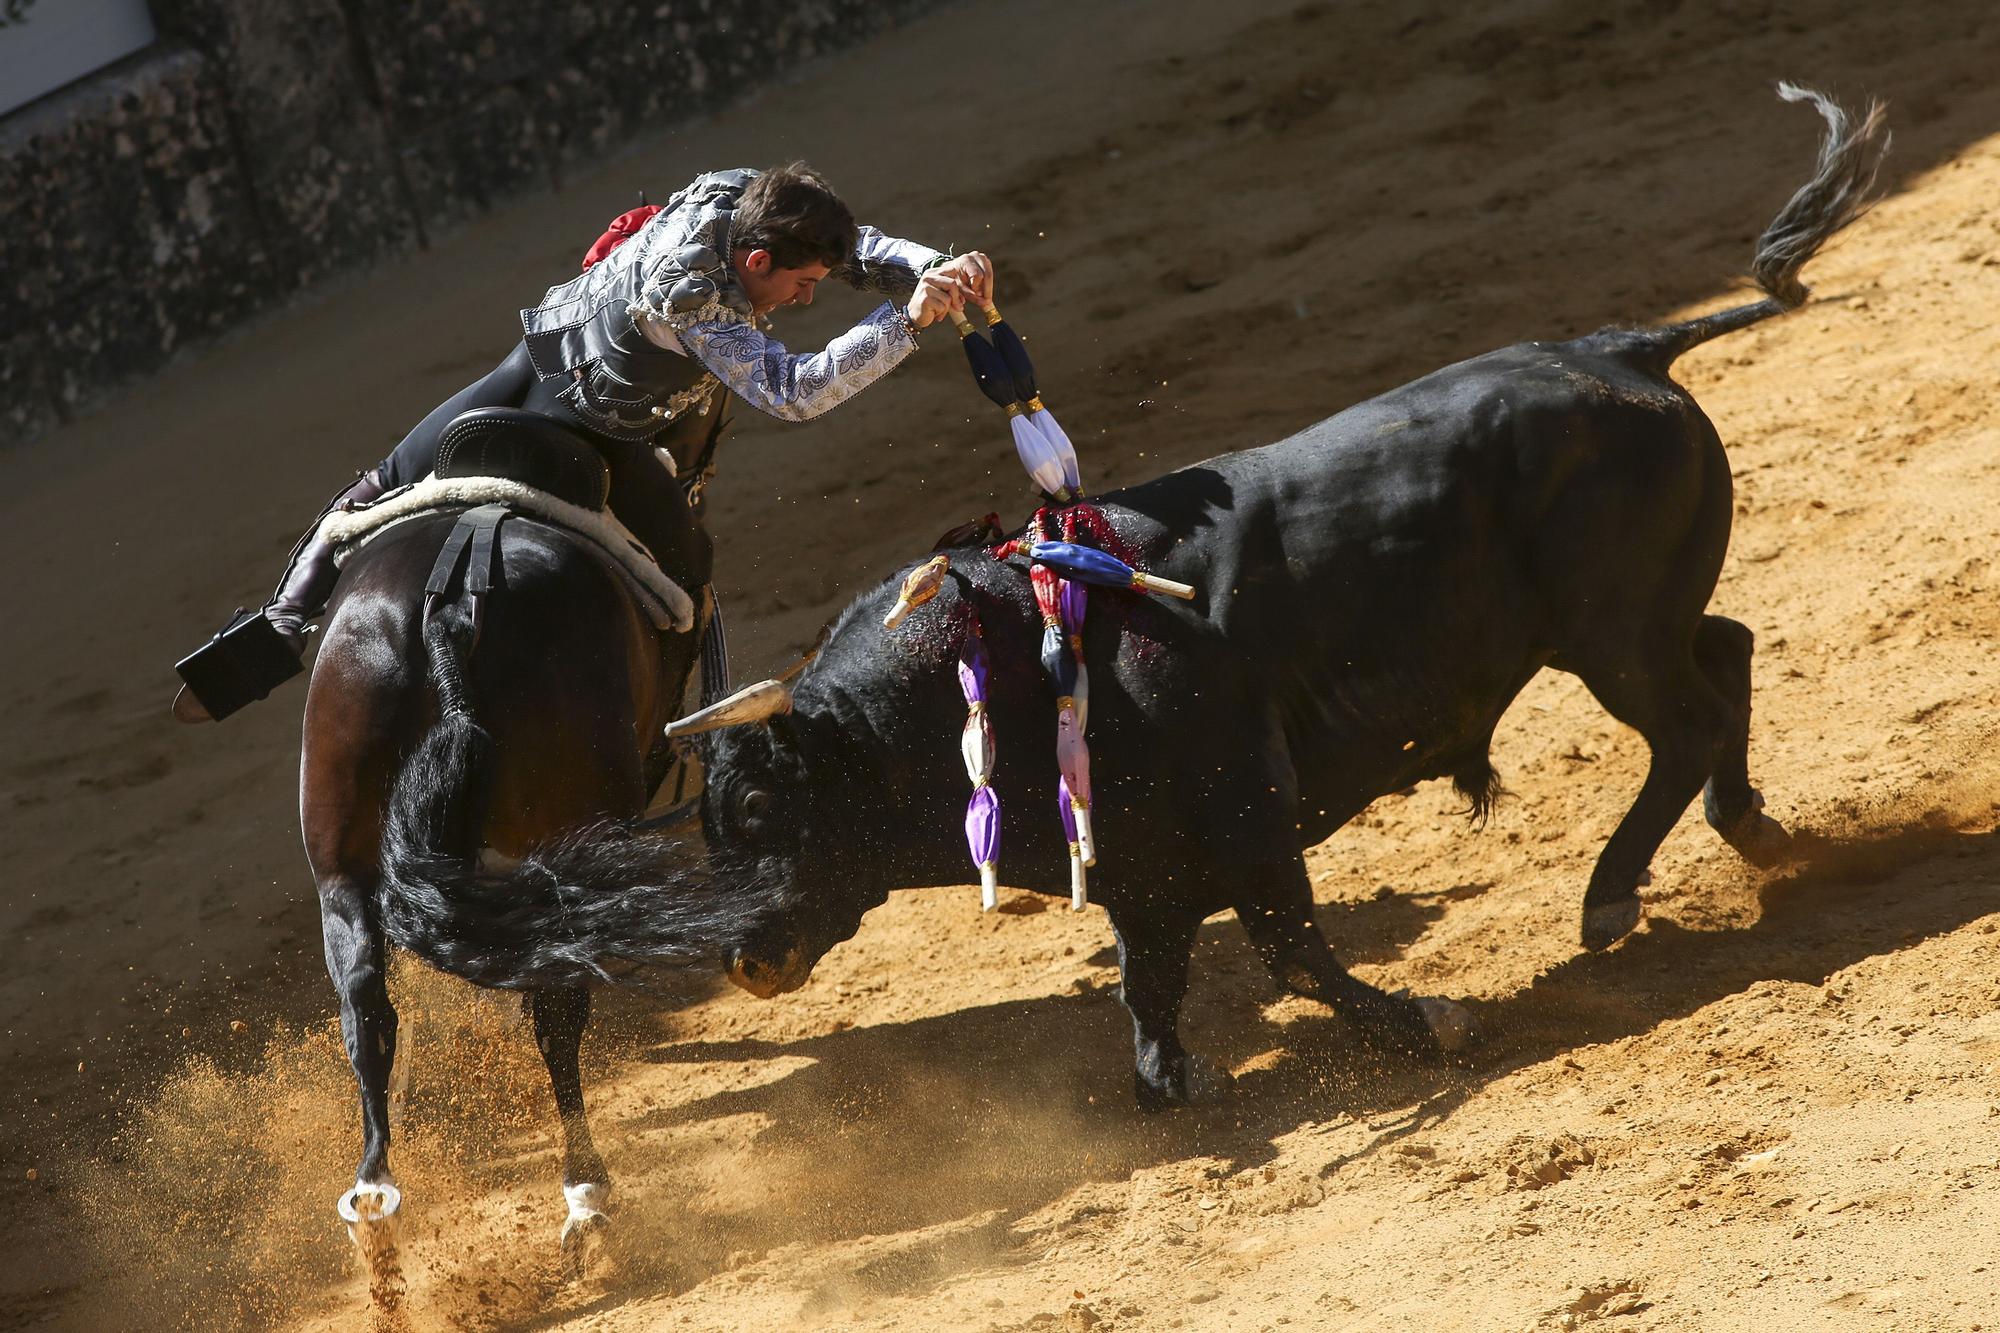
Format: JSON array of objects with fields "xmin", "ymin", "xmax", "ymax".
[{"xmin": 6, "ymin": 0, "xmax": 2000, "ymax": 1328}]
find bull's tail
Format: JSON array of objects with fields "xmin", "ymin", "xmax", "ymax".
[
  {"xmin": 1638, "ymin": 83, "xmax": 1889, "ymax": 365},
  {"xmin": 374, "ymin": 604, "xmax": 758, "ymax": 991}
]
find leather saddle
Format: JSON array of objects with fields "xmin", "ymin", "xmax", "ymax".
[{"xmin": 435, "ymin": 407, "xmax": 610, "ymax": 511}]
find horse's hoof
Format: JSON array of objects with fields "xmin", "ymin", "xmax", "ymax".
[
  {"xmin": 561, "ymin": 1182, "xmax": 614, "ymax": 1282},
  {"xmin": 338, "ymin": 1180, "xmax": 403, "ymax": 1230},
  {"xmin": 1413, "ymin": 996, "xmax": 1477, "ymax": 1053},
  {"xmin": 338, "ymin": 1183, "xmax": 405, "ymax": 1306},
  {"xmin": 1581, "ymin": 897, "xmax": 1642, "ymax": 951}
]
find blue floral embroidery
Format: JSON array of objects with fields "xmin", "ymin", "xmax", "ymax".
[
  {"xmin": 683, "ymin": 303, "xmax": 915, "ymax": 422},
  {"xmin": 842, "ymin": 226, "xmax": 944, "ymax": 299}
]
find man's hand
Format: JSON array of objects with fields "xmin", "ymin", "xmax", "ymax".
[
  {"xmin": 935, "ymin": 252, "xmax": 995, "ymax": 308},
  {"xmin": 905, "ymin": 266, "xmax": 977, "ymax": 330}
]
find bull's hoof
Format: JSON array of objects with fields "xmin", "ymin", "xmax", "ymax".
[
  {"xmin": 338, "ymin": 1182, "xmax": 405, "ymax": 1307},
  {"xmin": 560, "ymin": 1182, "xmax": 614, "ymax": 1283},
  {"xmin": 1581, "ymin": 897, "xmax": 1642, "ymax": 951},
  {"xmin": 1717, "ymin": 793, "xmax": 1793, "ymax": 867},
  {"xmin": 1706, "ymin": 787, "xmax": 1794, "ymax": 867},
  {"xmin": 1134, "ymin": 1053, "xmax": 1234, "ymax": 1112},
  {"xmin": 1728, "ymin": 811, "xmax": 1793, "ymax": 866},
  {"xmin": 1412, "ymin": 996, "xmax": 1477, "ymax": 1053}
]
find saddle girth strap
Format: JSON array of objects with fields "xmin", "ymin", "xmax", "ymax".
[{"xmin": 423, "ymin": 504, "xmax": 512, "ymax": 644}]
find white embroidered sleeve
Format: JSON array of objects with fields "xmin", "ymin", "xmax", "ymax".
[
  {"xmin": 842, "ymin": 226, "xmax": 945, "ymax": 300},
  {"xmin": 680, "ymin": 302, "xmax": 919, "ymax": 423}
]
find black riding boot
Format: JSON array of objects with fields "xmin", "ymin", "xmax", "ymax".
[
  {"xmin": 173, "ymin": 469, "xmax": 387, "ymax": 723},
  {"xmin": 265, "ymin": 468, "xmax": 389, "ymax": 647}
]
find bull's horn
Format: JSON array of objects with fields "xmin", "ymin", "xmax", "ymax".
[{"xmin": 663, "ymin": 679, "xmax": 793, "ymax": 738}]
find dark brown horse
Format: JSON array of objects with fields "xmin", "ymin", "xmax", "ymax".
[{"xmin": 301, "ymin": 477, "xmax": 747, "ymax": 1282}]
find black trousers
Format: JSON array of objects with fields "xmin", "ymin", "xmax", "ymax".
[{"xmin": 375, "ymin": 340, "xmax": 714, "ymax": 566}]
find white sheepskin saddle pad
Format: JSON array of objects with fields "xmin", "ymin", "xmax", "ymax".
[{"xmin": 318, "ymin": 475, "xmax": 695, "ymax": 632}]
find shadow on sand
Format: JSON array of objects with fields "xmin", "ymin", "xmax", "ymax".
[{"xmin": 530, "ymin": 808, "xmax": 1997, "ymax": 1320}]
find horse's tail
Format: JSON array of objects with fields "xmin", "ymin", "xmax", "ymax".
[
  {"xmin": 1633, "ymin": 83, "xmax": 1890, "ymax": 365},
  {"xmin": 374, "ymin": 602, "xmax": 751, "ymax": 991}
]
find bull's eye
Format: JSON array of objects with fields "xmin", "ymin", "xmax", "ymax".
[{"xmin": 739, "ymin": 788, "xmax": 771, "ymax": 822}]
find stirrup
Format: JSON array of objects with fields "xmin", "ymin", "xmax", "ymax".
[{"xmin": 171, "ymin": 609, "xmax": 306, "ymax": 724}]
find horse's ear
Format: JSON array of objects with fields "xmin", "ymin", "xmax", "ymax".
[{"xmin": 663, "ymin": 679, "xmax": 793, "ymax": 738}]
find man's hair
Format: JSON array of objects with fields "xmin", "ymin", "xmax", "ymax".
[{"xmin": 732, "ymin": 162, "xmax": 857, "ymax": 271}]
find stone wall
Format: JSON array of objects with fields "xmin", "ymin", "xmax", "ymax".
[{"xmin": 1, "ymin": 0, "xmax": 944, "ymax": 445}]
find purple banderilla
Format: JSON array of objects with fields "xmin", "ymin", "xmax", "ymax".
[{"xmin": 958, "ymin": 618, "xmax": 1002, "ymax": 910}]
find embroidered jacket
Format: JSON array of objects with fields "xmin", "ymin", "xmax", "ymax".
[{"xmin": 519, "ymin": 168, "xmax": 943, "ymax": 426}]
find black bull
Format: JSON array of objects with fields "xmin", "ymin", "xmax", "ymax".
[
  {"xmin": 701, "ymin": 323, "xmax": 1793, "ymax": 1105},
  {"xmin": 378, "ymin": 87, "xmax": 1882, "ymax": 1110}
]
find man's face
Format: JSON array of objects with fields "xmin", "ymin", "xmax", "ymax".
[{"xmin": 735, "ymin": 248, "xmax": 832, "ymax": 316}]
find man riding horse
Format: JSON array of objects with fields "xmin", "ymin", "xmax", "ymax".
[
  {"xmin": 165, "ymin": 163, "xmax": 992, "ymax": 1285},
  {"xmin": 175, "ymin": 161, "xmax": 989, "ymax": 722}
]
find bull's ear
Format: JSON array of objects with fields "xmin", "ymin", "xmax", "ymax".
[{"xmin": 663, "ymin": 679, "xmax": 793, "ymax": 738}]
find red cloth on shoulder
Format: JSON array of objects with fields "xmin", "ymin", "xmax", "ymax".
[{"xmin": 580, "ymin": 204, "xmax": 663, "ymax": 271}]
